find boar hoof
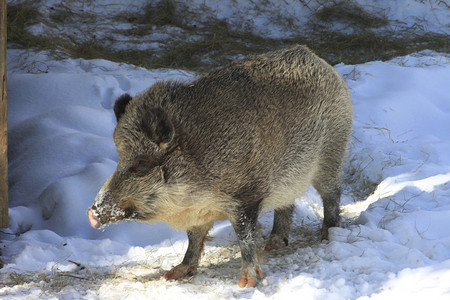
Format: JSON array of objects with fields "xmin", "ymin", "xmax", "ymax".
[
  {"xmin": 264, "ymin": 234, "xmax": 289, "ymax": 252},
  {"xmin": 238, "ymin": 266, "xmax": 263, "ymax": 288},
  {"xmin": 163, "ymin": 264, "xmax": 195, "ymax": 281},
  {"xmin": 321, "ymin": 220, "xmax": 341, "ymax": 240}
]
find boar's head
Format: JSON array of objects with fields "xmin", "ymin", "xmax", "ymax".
[{"xmin": 87, "ymin": 92, "xmax": 188, "ymax": 229}]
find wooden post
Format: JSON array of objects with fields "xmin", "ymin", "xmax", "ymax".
[{"xmin": 0, "ymin": 0, "xmax": 8, "ymax": 229}]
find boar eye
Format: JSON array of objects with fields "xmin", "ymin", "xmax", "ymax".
[
  {"xmin": 124, "ymin": 206, "xmax": 139, "ymax": 219},
  {"xmin": 129, "ymin": 157, "xmax": 160, "ymax": 176}
]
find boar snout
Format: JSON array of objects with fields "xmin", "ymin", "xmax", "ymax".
[
  {"xmin": 87, "ymin": 209, "xmax": 101, "ymax": 229},
  {"xmin": 87, "ymin": 185, "xmax": 124, "ymax": 229}
]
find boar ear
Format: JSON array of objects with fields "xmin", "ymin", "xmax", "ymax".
[
  {"xmin": 114, "ymin": 94, "xmax": 132, "ymax": 122},
  {"xmin": 142, "ymin": 108, "xmax": 174, "ymax": 150}
]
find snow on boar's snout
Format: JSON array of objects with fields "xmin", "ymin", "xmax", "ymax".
[
  {"xmin": 87, "ymin": 45, "xmax": 353, "ymax": 288},
  {"xmin": 87, "ymin": 183, "xmax": 133, "ymax": 229},
  {"xmin": 87, "ymin": 185, "xmax": 126, "ymax": 229}
]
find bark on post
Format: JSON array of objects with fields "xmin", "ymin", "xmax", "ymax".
[{"xmin": 0, "ymin": 0, "xmax": 9, "ymax": 229}]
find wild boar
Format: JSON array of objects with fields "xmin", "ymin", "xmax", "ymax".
[{"xmin": 87, "ymin": 45, "xmax": 353, "ymax": 287}]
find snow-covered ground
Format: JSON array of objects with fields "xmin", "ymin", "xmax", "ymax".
[{"xmin": 2, "ymin": 0, "xmax": 450, "ymax": 299}]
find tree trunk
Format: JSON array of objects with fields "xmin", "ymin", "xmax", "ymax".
[{"xmin": 0, "ymin": 0, "xmax": 9, "ymax": 229}]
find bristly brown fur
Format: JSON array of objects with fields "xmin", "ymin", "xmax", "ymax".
[{"xmin": 88, "ymin": 45, "xmax": 353, "ymax": 287}]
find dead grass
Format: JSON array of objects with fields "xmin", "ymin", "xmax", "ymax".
[
  {"xmin": 342, "ymin": 159, "xmax": 380, "ymax": 202},
  {"xmin": 7, "ymin": 3, "xmax": 41, "ymax": 48},
  {"xmin": 0, "ymin": 259, "xmax": 116, "ymax": 298},
  {"xmin": 6, "ymin": 1, "xmax": 449, "ymax": 72},
  {"xmin": 116, "ymin": 0, "xmax": 182, "ymax": 37},
  {"xmin": 139, "ymin": 0, "xmax": 178, "ymax": 26},
  {"xmin": 315, "ymin": 1, "xmax": 389, "ymax": 29}
]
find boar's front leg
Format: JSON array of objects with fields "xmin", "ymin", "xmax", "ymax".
[
  {"xmin": 163, "ymin": 223, "xmax": 212, "ymax": 280},
  {"xmin": 231, "ymin": 203, "xmax": 264, "ymax": 288}
]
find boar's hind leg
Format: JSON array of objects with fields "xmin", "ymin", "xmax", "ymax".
[
  {"xmin": 163, "ymin": 223, "xmax": 212, "ymax": 281},
  {"xmin": 313, "ymin": 162, "xmax": 343, "ymax": 240},
  {"xmin": 264, "ymin": 205, "xmax": 294, "ymax": 251},
  {"xmin": 231, "ymin": 203, "xmax": 264, "ymax": 288}
]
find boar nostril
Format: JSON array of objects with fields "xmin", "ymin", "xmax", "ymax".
[{"xmin": 87, "ymin": 209, "xmax": 101, "ymax": 229}]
